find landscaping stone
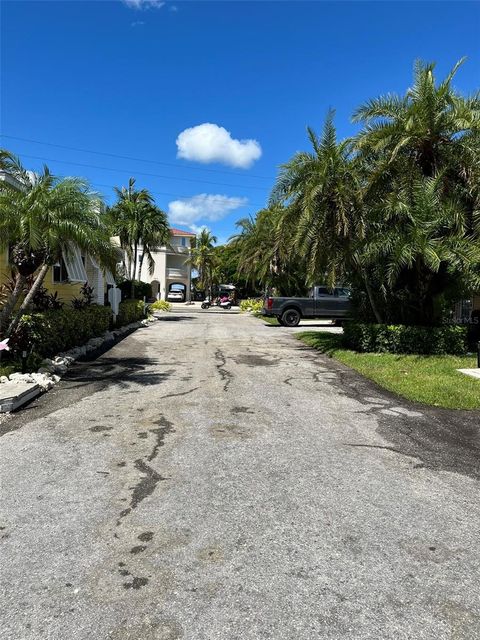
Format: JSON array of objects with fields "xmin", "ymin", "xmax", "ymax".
[
  {"xmin": 0, "ymin": 317, "xmax": 152, "ymax": 412},
  {"xmin": 0, "ymin": 381, "xmax": 41, "ymax": 412},
  {"xmin": 458, "ymin": 368, "xmax": 480, "ymax": 380}
]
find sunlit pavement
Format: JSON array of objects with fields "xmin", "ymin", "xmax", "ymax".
[{"xmin": 1, "ymin": 310, "xmax": 479, "ymax": 639}]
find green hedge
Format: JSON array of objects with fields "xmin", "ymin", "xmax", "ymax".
[
  {"xmin": 118, "ymin": 280, "xmax": 152, "ymax": 300},
  {"xmin": 15, "ymin": 305, "xmax": 112, "ymax": 357},
  {"xmin": 117, "ymin": 299, "xmax": 145, "ymax": 327},
  {"xmin": 343, "ymin": 321, "xmax": 468, "ymax": 355}
]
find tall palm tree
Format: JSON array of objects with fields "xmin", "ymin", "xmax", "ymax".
[
  {"xmin": 108, "ymin": 178, "xmax": 169, "ymax": 298},
  {"xmin": 0, "ymin": 151, "xmax": 116, "ymax": 335},
  {"xmin": 353, "ymin": 59, "xmax": 480, "ymax": 323},
  {"xmin": 136, "ymin": 205, "xmax": 170, "ymax": 281},
  {"xmin": 190, "ymin": 229, "xmax": 217, "ymax": 299},
  {"xmin": 230, "ymin": 206, "xmax": 306, "ymax": 295},
  {"xmin": 352, "ymin": 58, "xmax": 480, "ymax": 178},
  {"xmin": 271, "ymin": 111, "xmax": 363, "ymax": 288}
]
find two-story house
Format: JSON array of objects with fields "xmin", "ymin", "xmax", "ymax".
[
  {"xmin": 0, "ymin": 169, "xmax": 116, "ymax": 307},
  {"xmin": 137, "ymin": 228, "xmax": 195, "ymax": 302}
]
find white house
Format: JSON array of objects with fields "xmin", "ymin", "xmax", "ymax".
[{"xmin": 137, "ymin": 227, "xmax": 195, "ymax": 302}]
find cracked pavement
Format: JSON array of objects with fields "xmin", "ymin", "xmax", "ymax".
[{"xmin": 1, "ymin": 308, "xmax": 480, "ymax": 639}]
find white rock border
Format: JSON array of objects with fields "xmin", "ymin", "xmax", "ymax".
[{"xmin": 0, "ymin": 316, "xmax": 157, "ymax": 394}]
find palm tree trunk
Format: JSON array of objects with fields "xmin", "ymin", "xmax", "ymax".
[
  {"xmin": 0, "ymin": 272, "xmax": 27, "ymax": 336},
  {"xmin": 137, "ymin": 250, "xmax": 144, "ymax": 281},
  {"xmin": 131, "ymin": 242, "xmax": 138, "ymax": 299},
  {"xmin": 363, "ymin": 273, "xmax": 383, "ymax": 324},
  {"xmin": 6, "ymin": 264, "xmax": 50, "ymax": 336}
]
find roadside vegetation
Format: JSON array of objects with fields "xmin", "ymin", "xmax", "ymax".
[
  {"xmin": 150, "ymin": 300, "xmax": 172, "ymax": 312},
  {"xmin": 226, "ymin": 59, "xmax": 480, "ymax": 335},
  {"xmin": 108, "ymin": 177, "xmax": 170, "ymax": 299},
  {"xmin": 0, "ymin": 152, "xmax": 117, "ymax": 337},
  {"xmin": 297, "ymin": 331, "xmax": 480, "ymax": 410},
  {"xmin": 0, "ymin": 153, "xmax": 164, "ymax": 372}
]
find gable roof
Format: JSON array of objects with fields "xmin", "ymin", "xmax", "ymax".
[{"xmin": 170, "ymin": 227, "xmax": 196, "ymax": 237}]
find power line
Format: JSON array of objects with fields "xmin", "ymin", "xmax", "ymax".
[
  {"xmin": 90, "ymin": 180, "xmax": 268, "ymax": 210},
  {"xmin": 14, "ymin": 153, "xmax": 270, "ymax": 192},
  {"xmin": 0, "ymin": 133, "xmax": 275, "ymax": 181}
]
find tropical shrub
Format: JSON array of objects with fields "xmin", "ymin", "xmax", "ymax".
[
  {"xmin": 239, "ymin": 298, "xmax": 264, "ymax": 314},
  {"xmin": 12, "ymin": 305, "xmax": 112, "ymax": 357},
  {"xmin": 71, "ymin": 282, "xmax": 95, "ymax": 310},
  {"xmin": 343, "ymin": 322, "xmax": 468, "ymax": 355},
  {"xmin": 117, "ymin": 280, "xmax": 152, "ymax": 301},
  {"xmin": 150, "ymin": 300, "xmax": 171, "ymax": 312},
  {"xmin": 117, "ymin": 299, "xmax": 145, "ymax": 326},
  {"xmin": 32, "ymin": 286, "xmax": 64, "ymax": 311}
]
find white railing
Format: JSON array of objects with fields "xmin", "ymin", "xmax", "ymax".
[
  {"xmin": 167, "ymin": 267, "xmax": 188, "ymax": 279},
  {"xmin": 168, "ymin": 245, "xmax": 190, "ymax": 254}
]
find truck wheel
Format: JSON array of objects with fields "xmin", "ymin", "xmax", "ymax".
[{"xmin": 281, "ymin": 308, "xmax": 301, "ymax": 327}]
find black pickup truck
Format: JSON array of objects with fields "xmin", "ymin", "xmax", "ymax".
[{"xmin": 263, "ymin": 286, "xmax": 351, "ymax": 327}]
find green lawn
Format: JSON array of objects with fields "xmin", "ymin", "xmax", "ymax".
[
  {"xmin": 258, "ymin": 315, "xmax": 280, "ymax": 325},
  {"xmin": 297, "ymin": 331, "xmax": 480, "ymax": 410}
]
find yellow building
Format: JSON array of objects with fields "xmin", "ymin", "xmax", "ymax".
[
  {"xmin": 0, "ymin": 247, "xmax": 115, "ymax": 307},
  {"xmin": 0, "ymin": 168, "xmax": 115, "ymax": 308}
]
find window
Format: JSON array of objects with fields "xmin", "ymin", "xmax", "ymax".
[
  {"xmin": 53, "ymin": 259, "xmax": 68, "ymax": 283},
  {"xmin": 181, "ymin": 237, "xmax": 186, "ymax": 247},
  {"xmin": 316, "ymin": 287, "xmax": 331, "ymax": 296}
]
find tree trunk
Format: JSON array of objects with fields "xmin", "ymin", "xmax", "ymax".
[
  {"xmin": 363, "ymin": 272, "xmax": 383, "ymax": 324},
  {"xmin": 137, "ymin": 250, "xmax": 144, "ymax": 281},
  {"xmin": 131, "ymin": 242, "xmax": 138, "ymax": 299},
  {"xmin": 0, "ymin": 272, "xmax": 27, "ymax": 336},
  {"xmin": 6, "ymin": 264, "xmax": 50, "ymax": 336}
]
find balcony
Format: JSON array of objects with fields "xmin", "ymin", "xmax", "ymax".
[
  {"xmin": 167, "ymin": 267, "xmax": 189, "ymax": 279},
  {"xmin": 167, "ymin": 245, "xmax": 190, "ymax": 255}
]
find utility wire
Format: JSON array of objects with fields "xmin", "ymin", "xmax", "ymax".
[
  {"xmin": 14, "ymin": 153, "xmax": 270, "ymax": 191},
  {"xmin": 90, "ymin": 180, "xmax": 268, "ymax": 210},
  {"xmin": 0, "ymin": 133, "xmax": 275, "ymax": 180}
]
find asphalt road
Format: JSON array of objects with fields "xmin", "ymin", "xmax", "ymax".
[{"xmin": 1, "ymin": 308, "xmax": 480, "ymax": 640}]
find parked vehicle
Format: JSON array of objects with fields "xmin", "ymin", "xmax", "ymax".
[
  {"xmin": 216, "ymin": 296, "xmax": 232, "ymax": 310},
  {"xmin": 167, "ymin": 290, "xmax": 185, "ymax": 302},
  {"xmin": 263, "ymin": 286, "xmax": 351, "ymax": 327},
  {"xmin": 201, "ymin": 296, "xmax": 232, "ymax": 310}
]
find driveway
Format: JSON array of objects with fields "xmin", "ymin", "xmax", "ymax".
[{"xmin": 1, "ymin": 308, "xmax": 479, "ymax": 639}]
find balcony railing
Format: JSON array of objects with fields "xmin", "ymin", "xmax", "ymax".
[
  {"xmin": 168, "ymin": 245, "xmax": 190, "ymax": 254},
  {"xmin": 167, "ymin": 267, "xmax": 189, "ymax": 279}
]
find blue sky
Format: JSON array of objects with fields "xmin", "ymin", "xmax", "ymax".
[{"xmin": 1, "ymin": 1, "xmax": 479, "ymax": 243}]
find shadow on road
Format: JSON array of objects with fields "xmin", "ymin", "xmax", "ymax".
[
  {"xmin": 1, "ymin": 355, "xmax": 173, "ymax": 432},
  {"xmin": 155, "ymin": 315, "xmax": 196, "ymax": 322}
]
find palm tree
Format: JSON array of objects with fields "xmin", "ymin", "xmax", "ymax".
[
  {"xmin": 352, "ymin": 58, "xmax": 480, "ymax": 178},
  {"xmin": 0, "ymin": 151, "xmax": 116, "ymax": 336},
  {"xmin": 136, "ymin": 205, "xmax": 170, "ymax": 281},
  {"xmin": 230, "ymin": 206, "xmax": 306, "ymax": 295},
  {"xmin": 190, "ymin": 229, "xmax": 217, "ymax": 299},
  {"xmin": 270, "ymin": 112, "xmax": 363, "ymax": 289},
  {"xmin": 360, "ymin": 173, "xmax": 480, "ymax": 325},
  {"xmin": 353, "ymin": 59, "xmax": 480, "ymax": 323},
  {"xmin": 108, "ymin": 178, "xmax": 169, "ymax": 298}
]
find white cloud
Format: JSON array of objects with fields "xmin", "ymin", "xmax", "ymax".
[
  {"xmin": 168, "ymin": 194, "xmax": 248, "ymax": 230},
  {"xmin": 131, "ymin": 20, "xmax": 145, "ymax": 26},
  {"xmin": 123, "ymin": 0, "xmax": 164, "ymax": 10},
  {"xmin": 176, "ymin": 123, "xmax": 262, "ymax": 169}
]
